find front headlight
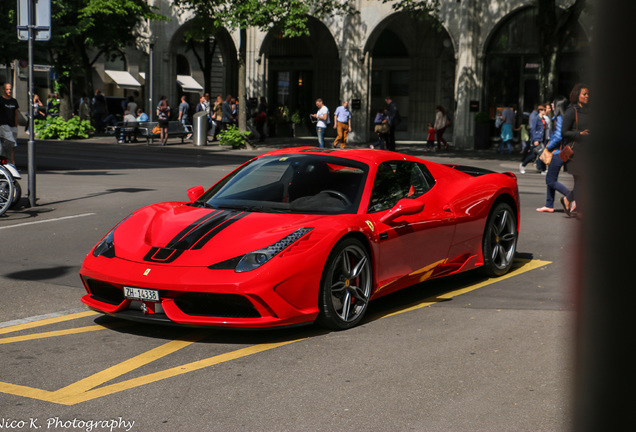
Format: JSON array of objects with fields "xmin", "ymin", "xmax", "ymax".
[
  {"xmin": 234, "ymin": 228, "xmax": 313, "ymax": 273},
  {"xmin": 92, "ymin": 229, "xmax": 116, "ymax": 258},
  {"xmin": 92, "ymin": 215, "xmax": 130, "ymax": 258}
]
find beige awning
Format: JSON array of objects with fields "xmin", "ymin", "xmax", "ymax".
[
  {"xmin": 104, "ymin": 70, "xmax": 142, "ymax": 89},
  {"xmin": 177, "ymin": 75, "xmax": 204, "ymax": 92}
]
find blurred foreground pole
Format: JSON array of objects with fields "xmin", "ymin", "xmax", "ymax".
[{"xmin": 573, "ymin": 1, "xmax": 636, "ymax": 430}]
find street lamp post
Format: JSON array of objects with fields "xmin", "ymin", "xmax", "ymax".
[{"xmin": 148, "ymin": 40, "xmax": 154, "ymax": 121}]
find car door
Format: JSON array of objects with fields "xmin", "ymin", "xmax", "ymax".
[{"xmin": 366, "ymin": 161, "xmax": 456, "ymax": 292}]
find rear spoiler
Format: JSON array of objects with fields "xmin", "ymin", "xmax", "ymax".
[{"xmin": 444, "ymin": 164, "xmax": 496, "ymax": 177}]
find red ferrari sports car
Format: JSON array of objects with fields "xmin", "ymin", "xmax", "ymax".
[{"xmin": 80, "ymin": 147, "xmax": 519, "ymax": 330}]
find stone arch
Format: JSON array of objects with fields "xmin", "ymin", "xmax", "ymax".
[
  {"xmin": 167, "ymin": 21, "xmax": 238, "ymax": 103},
  {"xmin": 258, "ymin": 16, "xmax": 340, "ymax": 136},
  {"xmin": 483, "ymin": 5, "xmax": 590, "ymax": 117},
  {"xmin": 364, "ymin": 13, "xmax": 455, "ymax": 140}
]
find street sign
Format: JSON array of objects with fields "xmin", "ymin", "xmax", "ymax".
[{"xmin": 17, "ymin": 0, "xmax": 51, "ymax": 42}]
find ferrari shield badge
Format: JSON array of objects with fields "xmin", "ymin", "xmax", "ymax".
[
  {"xmin": 365, "ymin": 220, "xmax": 375, "ymax": 232},
  {"xmin": 143, "ymin": 268, "xmax": 151, "ymax": 276}
]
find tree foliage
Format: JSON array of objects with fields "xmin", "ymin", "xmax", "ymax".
[
  {"xmin": 173, "ymin": 0, "xmax": 357, "ymax": 133},
  {"xmin": 536, "ymin": 0, "xmax": 589, "ymax": 100},
  {"xmin": 48, "ymin": 0, "xmax": 164, "ymax": 98}
]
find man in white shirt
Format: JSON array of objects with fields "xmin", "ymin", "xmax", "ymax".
[{"xmin": 311, "ymin": 98, "xmax": 329, "ymax": 148}]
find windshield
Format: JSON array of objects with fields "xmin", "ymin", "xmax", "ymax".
[{"xmin": 197, "ymin": 154, "xmax": 368, "ymax": 214}]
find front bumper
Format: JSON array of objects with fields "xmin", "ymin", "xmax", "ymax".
[{"xmin": 80, "ymin": 255, "xmax": 322, "ymax": 329}]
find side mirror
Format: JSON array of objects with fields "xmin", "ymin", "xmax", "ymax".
[
  {"xmin": 187, "ymin": 186, "xmax": 205, "ymax": 203},
  {"xmin": 380, "ymin": 198, "xmax": 424, "ymax": 223}
]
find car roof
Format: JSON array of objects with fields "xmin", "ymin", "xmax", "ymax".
[{"xmin": 258, "ymin": 147, "xmax": 422, "ymax": 166}]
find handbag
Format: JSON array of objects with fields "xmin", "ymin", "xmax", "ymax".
[
  {"xmin": 374, "ymin": 123, "xmax": 389, "ymax": 134},
  {"xmin": 539, "ymin": 148, "xmax": 553, "ymax": 165},
  {"xmin": 559, "ymin": 106, "xmax": 578, "ymax": 163},
  {"xmin": 559, "ymin": 144, "xmax": 574, "ymax": 162},
  {"xmin": 152, "ymin": 125, "xmax": 161, "ymax": 134}
]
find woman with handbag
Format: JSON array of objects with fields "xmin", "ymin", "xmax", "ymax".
[
  {"xmin": 156, "ymin": 96, "xmax": 171, "ymax": 146},
  {"xmin": 372, "ymin": 106, "xmax": 390, "ymax": 150},
  {"xmin": 560, "ymin": 83, "xmax": 591, "ymax": 216},
  {"xmin": 537, "ymin": 96, "xmax": 571, "ymax": 213}
]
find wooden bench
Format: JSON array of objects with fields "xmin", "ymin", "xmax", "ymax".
[{"xmin": 108, "ymin": 121, "xmax": 192, "ymax": 144}]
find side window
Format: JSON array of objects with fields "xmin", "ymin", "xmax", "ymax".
[{"xmin": 367, "ymin": 161, "xmax": 434, "ymax": 213}]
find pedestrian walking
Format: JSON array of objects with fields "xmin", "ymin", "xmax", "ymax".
[
  {"xmin": 211, "ymin": 95, "xmax": 223, "ymax": 141},
  {"xmin": 434, "ymin": 105, "xmax": 449, "ymax": 151},
  {"xmin": 221, "ymin": 94, "xmax": 234, "ymax": 132},
  {"xmin": 384, "ymin": 96, "xmax": 400, "ymax": 151},
  {"xmin": 425, "ymin": 123, "xmax": 436, "ymax": 151},
  {"xmin": 311, "ymin": 98, "xmax": 329, "ymax": 148},
  {"xmin": 536, "ymin": 96, "xmax": 571, "ymax": 213},
  {"xmin": 519, "ymin": 104, "xmax": 546, "ymax": 174},
  {"xmin": 498, "ymin": 105, "xmax": 514, "ymax": 154},
  {"xmin": 333, "ymin": 100, "xmax": 352, "ymax": 149},
  {"xmin": 79, "ymin": 95, "xmax": 91, "ymax": 122},
  {"xmin": 178, "ymin": 95, "xmax": 191, "ymax": 139},
  {"xmin": 372, "ymin": 106, "xmax": 390, "ymax": 150},
  {"xmin": 560, "ymin": 83, "xmax": 591, "ymax": 217},
  {"xmin": 0, "ymin": 82, "xmax": 19, "ymax": 165},
  {"xmin": 255, "ymin": 97, "xmax": 268, "ymax": 142},
  {"xmin": 25, "ymin": 94, "xmax": 45, "ymax": 135},
  {"xmin": 92, "ymin": 89, "xmax": 107, "ymax": 133},
  {"xmin": 156, "ymin": 95, "xmax": 171, "ymax": 146}
]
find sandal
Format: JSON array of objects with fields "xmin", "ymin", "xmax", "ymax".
[
  {"xmin": 560, "ymin": 197, "xmax": 571, "ymax": 216},
  {"xmin": 536, "ymin": 207, "xmax": 554, "ymax": 213}
]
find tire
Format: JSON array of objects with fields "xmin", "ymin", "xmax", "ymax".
[
  {"xmin": 10, "ymin": 180, "xmax": 21, "ymax": 208},
  {"xmin": 482, "ymin": 202, "xmax": 517, "ymax": 277},
  {"xmin": 0, "ymin": 166, "xmax": 15, "ymax": 217},
  {"xmin": 317, "ymin": 238, "xmax": 372, "ymax": 330}
]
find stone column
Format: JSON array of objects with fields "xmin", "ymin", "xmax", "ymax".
[
  {"xmin": 337, "ymin": 7, "xmax": 368, "ymax": 144},
  {"xmin": 453, "ymin": 0, "xmax": 482, "ymax": 150}
]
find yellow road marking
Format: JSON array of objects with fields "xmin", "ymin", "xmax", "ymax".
[
  {"xmin": 56, "ymin": 339, "xmax": 303, "ymax": 405},
  {"xmin": 0, "ymin": 311, "xmax": 98, "ymax": 335},
  {"xmin": 0, "ymin": 259, "xmax": 550, "ymax": 405},
  {"xmin": 0, "ymin": 324, "xmax": 116, "ymax": 345},
  {"xmin": 380, "ymin": 258, "xmax": 551, "ymax": 319}
]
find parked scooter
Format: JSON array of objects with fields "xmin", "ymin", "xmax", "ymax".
[{"xmin": 0, "ymin": 157, "xmax": 21, "ymax": 216}]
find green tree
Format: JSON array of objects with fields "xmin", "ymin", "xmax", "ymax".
[
  {"xmin": 536, "ymin": 0, "xmax": 589, "ymax": 101},
  {"xmin": 0, "ymin": 3, "xmax": 27, "ymax": 67},
  {"xmin": 48, "ymin": 0, "xmax": 164, "ymax": 115},
  {"xmin": 0, "ymin": 0, "xmax": 165, "ymax": 117},
  {"xmin": 173, "ymin": 0, "xmax": 357, "ymax": 133}
]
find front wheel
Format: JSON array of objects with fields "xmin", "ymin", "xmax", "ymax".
[
  {"xmin": 10, "ymin": 180, "xmax": 21, "ymax": 208},
  {"xmin": 0, "ymin": 166, "xmax": 15, "ymax": 217},
  {"xmin": 482, "ymin": 202, "xmax": 517, "ymax": 277},
  {"xmin": 317, "ymin": 238, "xmax": 372, "ymax": 330}
]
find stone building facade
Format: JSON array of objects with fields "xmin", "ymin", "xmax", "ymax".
[{"xmin": 89, "ymin": 0, "xmax": 591, "ymax": 148}]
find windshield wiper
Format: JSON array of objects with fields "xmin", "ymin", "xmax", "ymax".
[{"xmin": 192, "ymin": 199, "xmax": 214, "ymax": 209}]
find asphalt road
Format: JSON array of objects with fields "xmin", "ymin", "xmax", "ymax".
[{"xmin": 0, "ymin": 137, "xmax": 576, "ymax": 431}]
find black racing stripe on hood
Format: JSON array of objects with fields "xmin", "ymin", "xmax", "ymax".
[
  {"xmin": 166, "ymin": 210, "xmax": 226, "ymax": 250},
  {"xmin": 143, "ymin": 210, "xmax": 249, "ymax": 263},
  {"xmin": 190, "ymin": 211, "xmax": 249, "ymax": 250}
]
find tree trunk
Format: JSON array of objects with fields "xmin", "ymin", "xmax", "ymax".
[{"xmin": 238, "ymin": 28, "xmax": 252, "ymax": 149}]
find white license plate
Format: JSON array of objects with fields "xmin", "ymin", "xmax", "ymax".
[{"xmin": 124, "ymin": 287, "xmax": 160, "ymax": 302}]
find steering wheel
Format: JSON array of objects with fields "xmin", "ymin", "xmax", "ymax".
[{"xmin": 322, "ymin": 190, "xmax": 352, "ymax": 206}]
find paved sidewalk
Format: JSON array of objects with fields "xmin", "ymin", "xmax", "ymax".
[{"xmin": 15, "ymin": 128, "xmax": 516, "ymax": 162}]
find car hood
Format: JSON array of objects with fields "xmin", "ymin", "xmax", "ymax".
[{"xmin": 111, "ymin": 202, "xmax": 327, "ymax": 267}]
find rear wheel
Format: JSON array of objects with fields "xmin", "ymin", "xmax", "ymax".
[
  {"xmin": 482, "ymin": 202, "xmax": 517, "ymax": 276},
  {"xmin": 0, "ymin": 166, "xmax": 14, "ymax": 216},
  {"xmin": 317, "ymin": 238, "xmax": 372, "ymax": 330}
]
